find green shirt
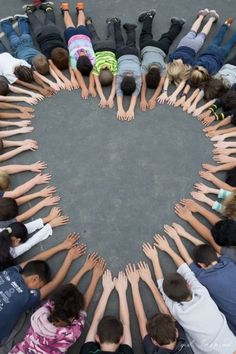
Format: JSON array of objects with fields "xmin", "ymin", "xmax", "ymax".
[{"xmin": 92, "ymin": 51, "xmax": 117, "ymax": 76}]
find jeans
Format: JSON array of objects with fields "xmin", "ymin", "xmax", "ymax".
[
  {"xmin": 0, "ymin": 40, "xmax": 7, "ymax": 54},
  {"xmin": 28, "ymin": 10, "xmax": 56, "ymax": 37},
  {"xmin": 139, "ymin": 17, "xmax": 183, "ymax": 54},
  {"xmin": 114, "ymin": 22, "xmax": 139, "ymax": 59},
  {"xmin": 86, "ymin": 22, "xmax": 116, "ymax": 52},
  {"xmin": 1, "ymin": 18, "xmax": 34, "ymax": 52},
  {"xmin": 208, "ymin": 24, "xmax": 236, "ymax": 60}
]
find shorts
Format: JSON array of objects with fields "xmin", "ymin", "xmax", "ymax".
[
  {"xmin": 177, "ymin": 31, "xmax": 206, "ymax": 53},
  {"xmin": 64, "ymin": 25, "xmax": 92, "ymax": 43}
]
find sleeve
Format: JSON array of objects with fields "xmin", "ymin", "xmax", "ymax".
[
  {"xmin": 11, "ymin": 224, "xmax": 53, "ymax": 258},
  {"xmin": 143, "ymin": 335, "xmax": 157, "ymax": 354},
  {"xmin": 177, "ymin": 263, "xmax": 205, "ymax": 292},
  {"xmin": 116, "ymin": 74, "xmax": 123, "ymax": 96},
  {"xmin": 112, "ymin": 59, "xmax": 118, "ymax": 75},
  {"xmin": 218, "ymin": 189, "xmax": 232, "ymax": 199},
  {"xmin": 212, "ymin": 201, "xmax": 224, "ymax": 214},
  {"xmin": 141, "ymin": 63, "xmax": 148, "ymax": 74},
  {"xmin": 92, "ymin": 64, "xmax": 99, "ymax": 76},
  {"xmin": 80, "ymin": 342, "xmax": 99, "ymax": 354},
  {"xmin": 157, "ymin": 278, "xmax": 176, "ymax": 314},
  {"xmin": 18, "ymin": 60, "xmax": 31, "ymax": 68},
  {"xmin": 5, "ymin": 73, "xmax": 18, "ymax": 84},
  {"xmin": 189, "ymin": 262, "xmax": 203, "ymax": 277},
  {"xmin": 133, "ymin": 74, "xmax": 142, "ymax": 96},
  {"xmin": 69, "ymin": 55, "xmax": 77, "ymax": 70},
  {"xmin": 221, "ymin": 247, "xmax": 236, "ymax": 264},
  {"xmin": 25, "ymin": 218, "xmax": 44, "ymax": 234}
]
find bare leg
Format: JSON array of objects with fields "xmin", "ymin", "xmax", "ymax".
[
  {"xmin": 201, "ymin": 17, "xmax": 216, "ymax": 36},
  {"xmin": 190, "ymin": 15, "xmax": 205, "ymax": 33},
  {"xmin": 63, "ymin": 11, "xmax": 75, "ymax": 28},
  {"xmin": 77, "ymin": 10, "xmax": 85, "ymax": 26}
]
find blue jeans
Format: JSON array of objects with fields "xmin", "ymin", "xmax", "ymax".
[
  {"xmin": 1, "ymin": 18, "xmax": 34, "ymax": 52},
  {"xmin": 0, "ymin": 41, "xmax": 7, "ymax": 54},
  {"xmin": 209, "ymin": 24, "xmax": 236, "ymax": 59}
]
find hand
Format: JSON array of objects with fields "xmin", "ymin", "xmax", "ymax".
[
  {"xmin": 214, "ymin": 141, "xmax": 232, "ymax": 149},
  {"xmin": 213, "ymin": 148, "xmax": 231, "ymax": 156},
  {"xmin": 24, "ymin": 97, "xmax": 38, "ymax": 105},
  {"xmin": 71, "ymin": 78, "xmax": 79, "ymax": 90},
  {"xmin": 81, "ymin": 88, "xmax": 89, "ymax": 100},
  {"xmin": 198, "ymin": 110, "xmax": 211, "ymax": 120},
  {"xmin": 182, "ymin": 99, "xmax": 192, "ymax": 111},
  {"xmin": 114, "ymin": 271, "xmax": 127, "ymax": 293},
  {"xmin": 164, "ymin": 224, "xmax": 179, "ymax": 240},
  {"xmin": 41, "ymin": 195, "xmax": 60, "ymax": 206},
  {"xmin": 179, "ymin": 198, "xmax": 199, "ymax": 212},
  {"xmin": 203, "ymin": 125, "xmax": 216, "ymax": 133},
  {"xmin": 199, "ymin": 170, "xmax": 214, "ymax": 181},
  {"xmin": 56, "ymin": 80, "xmax": 65, "ymax": 90},
  {"xmin": 89, "ymin": 87, "xmax": 97, "ymax": 97},
  {"xmin": 148, "ymin": 97, "xmax": 156, "ymax": 110},
  {"xmin": 140, "ymin": 99, "xmax": 148, "ymax": 112},
  {"xmin": 194, "ymin": 182, "xmax": 211, "ymax": 194},
  {"xmin": 22, "ymin": 138, "xmax": 37, "ymax": 145},
  {"xmin": 125, "ymin": 263, "xmax": 139, "ymax": 285},
  {"xmin": 137, "ymin": 261, "xmax": 152, "ymax": 283},
  {"xmin": 40, "ymin": 87, "xmax": 55, "ymax": 97},
  {"xmin": 172, "ymin": 222, "xmax": 187, "ymax": 236},
  {"xmin": 187, "ymin": 104, "xmax": 196, "ymax": 114},
  {"xmin": 192, "ymin": 107, "xmax": 203, "ymax": 117},
  {"xmin": 18, "ymin": 112, "xmax": 35, "ymax": 119},
  {"xmin": 126, "ymin": 109, "xmax": 134, "ymax": 121},
  {"xmin": 102, "ymin": 269, "xmax": 115, "ymax": 292},
  {"xmin": 49, "ymin": 214, "xmax": 70, "ymax": 228},
  {"xmin": 22, "ymin": 142, "xmax": 38, "ymax": 152},
  {"xmin": 202, "ymin": 115, "xmax": 215, "ymax": 126},
  {"xmin": 83, "ymin": 252, "xmax": 99, "ymax": 271},
  {"xmin": 29, "ymin": 161, "xmax": 47, "ymax": 172},
  {"xmin": 30, "ymin": 93, "xmax": 44, "ymax": 101},
  {"xmin": 64, "ymin": 79, "xmax": 73, "ymax": 91},
  {"xmin": 142, "ymin": 242, "xmax": 157, "ymax": 261},
  {"xmin": 213, "ymin": 155, "xmax": 236, "ymax": 164},
  {"xmin": 92, "ymin": 257, "xmax": 106, "ymax": 278},
  {"xmin": 206, "ymin": 130, "xmax": 219, "ymax": 138},
  {"xmin": 153, "ymin": 234, "xmax": 171, "ymax": 252},
  {"xmin": 99, "ymin": 98, "xmax": 107, "ymax": 109},
  {"xmin": 167, "ymin": 94, "xmax": 177, "ymax": 106},
  {"xmin": 19, "ymin": 106, "xmax": 34, "ymax": 113},
  {"xmin": 16, "ymin": 120, "xmax": 31, "ymax": 127},
  {"xmin": 211, "ymin": 135, "xmax": 225, "ymax": 142},
  {"xmin": 62, "ymin": 232, "xmax": 80, "ymax": 249},
  {"xmin": 49, "ymin": 82, "xmax": 60, "ymax": 91},
  {"xmin": 202, "ymin": 163, "xmax": 218, "ymax": 173},
  {"xmin": 190, "ymin": 191, "xmax": 209, "ymax": 203},
  {"xmin": 175, "ymin": 203, "xmax": 193, "ymax": 220},
  {"xmin": 117, "ymin": 109, "xmax": 126, "ymax": 121},
  {"xmin": 38, "ymin": 186, "xmax": 56, "ymax": 197},
  {"xmin": 67, "ymin": 243, "xmax": 87, "ymax": 261},
  {"xmin": 34, "ymin": 173, "xmax": 52, "ymax": 184},
  {"xmin": 157, "ymin": 92, "xmax": 167, "ymax": 104},
  {"xmin": 19, "ymin": 126, "xmax": 34, "ymax": 134},
  {"xmin": 107, "ymin": 98, "xmax": 114, "ymax": 109},
  {"xmin": 175, "ymin": 95, "xmax": 186, "ymax": 108},
  {"xmin": 47, "ymin": 206, "xmax": 61, "ymax": 220}
]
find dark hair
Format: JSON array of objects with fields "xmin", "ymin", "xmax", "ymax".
[
  {"xmin": 192, "ymin": 244, "xmax": 218, "ymax": 266},
  {"xmin": 0, "ymin": 222, "xmax": 28, "ymax": 271},
  {"xmin": 0, "ymin": 139, "xmax": 4, "ymax": 151},
  {"xmin": 32, "ymin": 54, "xmax": 49, "ymax": 75},
  {"xmin": 76, "ymin": 56, "xmax": 93, "ymax": 76},
  {"xmin": 211, "ymin": 219, "xmax": 236, "ymax": 246},
  {"xmin": 48, "ymin": 284, "xmax": 84, "ymax": 325},
  {"xmin": 22, "ymin": 260, "xmax": 51, "ymax": 284},
  {"xmin": 146, "ymin": 67, "xmax": 161, "ymax": 89},
  {"xmin": 0, "ymin": 78, "xmax": 9, "ymax": 95},
  {"xmin": 14, "ymin": 65, "xmax": 34, "ymax": 83},
  {"xmin": 99, "ymin": 68, "xmax": 113, "ymax": 86},
  {"xmin": 97, "ymin": 316, "xmax": 123, "ymax": 344},
  {"xmin": 225, "ymin": 167, "xmax": 236, "ymax": 186},
  {"xmin": 163, "ymin": 273, "xmax": 191, "ymax": 302},
  {"xmin": 221, "ymin": 92, "xmax": 236, "ymax": 112},
  {"xmin": 51, "ymin": 48, "xmax": 69, "ymax": 70},
  {"xmin": 120, "ymin": 76, "xmax": 136, "ymax": 96},
  {"xmin": 189, "ymin": 67, "xmax": 210, "ymax": 87},
  {"xmin": 0, "ymin": 198, "xmax": 18, "ymax": 221},
  {"xmin": 203, "ymin": 78, "xmax": 229, "ymax": 100},
  {"xmin": 146, "ymin": 313, "xmax": 177, "ymax": 345},
  {"xmin": 231, "ymin": 114, "xmax": 236, "ymax": 126}
]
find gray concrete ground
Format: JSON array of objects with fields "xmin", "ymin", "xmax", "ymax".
[{"xmin": 1, "ymin": 0, "xmax": 236, "ymax": 353}]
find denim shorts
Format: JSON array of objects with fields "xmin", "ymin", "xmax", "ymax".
[
  {"xmin": 177, "ymin": 31, "xmax": 206, "ymax": 53},
  {"xmin": 64, "ymin": 25, "xmax": 91, "ymax": 43}
]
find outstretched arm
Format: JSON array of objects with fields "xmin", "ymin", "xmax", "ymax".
[
  {"xmin": 154, "ymin": 234, "xmax": 185, "ymax": 268},
  {"xmin": 142, "ymin": 242, "xmax": 164, "ymax": 280}
]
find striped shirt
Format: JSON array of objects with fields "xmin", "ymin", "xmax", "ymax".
[
  {"xmin": 92, "ymin": 51, "xmax": 117, "ymax": 76},
  {"xmin": 68, "ymin": 34, "xmax": 96, "ymax": 69}
]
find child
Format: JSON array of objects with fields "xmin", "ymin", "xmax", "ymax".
[
  {"xmin": 111, "ymin": 18, "xmax": 141, "ymax": 121},
  {"xmin": 0, "ymin": 101, "xmax": 35, "ymax": 119},
  {"xmin": 151, "ymin": 234, "xmax": 236, "ymax": 354},
  {"xmin": 60, "ymin": 2, "xmax": 96, "ymax": 99},
  {"xmin": 0, "ymin": 233, "xmax": 86, "ymax": 350},
  {"xmin": 190, "ymin": 17, "xmax": 236, "ymax": 86},
  {"xmin": 9, "ymin": 255, "xmax": 105, "ymax": 353},
  {"xmin": 126, "ymin": 261, "xmax": 193, "ymax": 353},
  {"xmin": 80, "ymin": 270, "xmax": 133, "ymax": 354},
  {"xmin": 164, "ymin": 223, "xmax": 236, "ymax": 334},
  {"xmin": 138, "ymin": 9, "xmax": 185, "ymax": 111},
  {"xmin": 86, "ymin": 17, "xmax": 117, "ymax": 108},
  {"xmin": 157, "ymin": 9, "xmax": 218, "ymax": 105}
]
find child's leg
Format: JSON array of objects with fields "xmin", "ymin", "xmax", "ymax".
[
  {"xmin": 210, "ymin": 24, "xmax": 229, "ymax": 46},
  {"xmin": 114, "ymin": 20, "xmax": 125, "ymax": 49},
  {"xmin": 86, "ymin": 19, "xmax": 100, "ymax": 41},
  {"xmin": 44, "ymin": 9, "xmax": 56, "ymax": 25},
  {"xmin": 124, "ymin": 23, "xmax": 137, "ymax": 48},
  {"xmin": 139, "ymin": 16, "xmax": 154, "ymax": 49},
  {"xmin": 221, "ymin": 31, "xmax": 236, "ymax": 59},
  {"xmin": 0, "ymin": 20, "xmax": 20, "ymax": 52},
  {"xmin": 17, "ymin": 17, "xmax": 30, "ymax": 35},
  {"xmin": 190, "ymin": 11, "xmax": 207, "ymax": 33},
  {"xmin": 62, "ymin": 10, "xmax": 75, "ymax": 28},
  {"xmin": 27, "ymin": 12, "xmax": 43, "ymax": 37},
  {"xmin": 77, "ymin": 8, "xmax": 86, "ymax": 27},
  {"xmin": 155, "ymin": 18, "xmax": 184, "ymax": 55}
]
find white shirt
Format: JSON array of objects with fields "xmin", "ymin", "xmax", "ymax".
[
  {"xmin": 157, "ymin": 263, "xmax": 236, "ymax": 354},
  {"xmin": 0, "ymin": 53, "xmax": 31, "ymax": 84}
]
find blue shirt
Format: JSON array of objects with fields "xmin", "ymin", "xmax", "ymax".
[
  {"xmin": 0, "ymin": 265, "xmax": 40, "ymax": 341},
  {"xmin": 190, "ymin": 256, "xmax": 236, "ymax": 334},
  {"xmin": 193, "ymin": 44, "xmax": 226, "ymax": 75},
  {"xmin": 168, "ymin": 47, "xmax": 196, "ymax": 65}
]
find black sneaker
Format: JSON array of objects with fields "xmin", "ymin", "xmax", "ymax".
[
  {"xmin": 123, "ymin": 23, "xmax": 137, "ymax": 31},
  {"xmin": 0, "ymin": 16, "xmax": 14, "ymax": 23},
  {"xmin": 22, "ymin": 4, "xmax": 36, "ymax": 13},
  {"xmin": 107, "ymin": 17, "xmax": 121, "ymax": 25},
  {"xmin": 171, "ymin": 17, "xmax": 186, "ymax": 26},
  {"xmin": 85, "ymin": 16, "xmax": 92, "ymax": 25},
  {"xmin": 39, "ymin": 1, "xmax": 54, "ymax": 11},
  {"xmin": 138, "ymin": 9, "xmax": 156, "ymax": 22}
]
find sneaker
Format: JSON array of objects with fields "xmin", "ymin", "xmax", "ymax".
[
  {"xmin": 76, "ymin": 2, "xmax": 85, "ymax": 11},
  {"xmin": 22, "ymin": 4, "xmax": 36, "ymax": 13},
  {"xmin": 39, "ymin": 1, "xmax": 54, "ymax": 11},
  {"xmin": 123, "ymin": 23, "xmax": 137, "ymax": 31},
  {"xmin": 225, "ymin": 16, "xmax": 234, "ymax": 26},
  {"xmin": 171, "ymin": 17, "xmax": 186, "ymax": 26},
  {"xmin": 107, "ymin": 17, "xmax": 121, "ymax": 25},
  {"xmin": 138, "ymin": 9, "xmax": 156, "ymax": 22},
  {"xmin": 197, "ymin": 8, "xmax": 209, "ymax": 17},
  {"xmin": 0, "ymin": 16, "xmax": 14, "ymax": 23},
  {"xmin": 14, "ymin": 14, "xmax": 28, "ymax": 21},
  {"xmin": 85, "ymin": 16, "xmax": 92, "ymax": 25},
  {"xmin": 209, "ymin": 10, "xmax": 219, "ymax": 22}
]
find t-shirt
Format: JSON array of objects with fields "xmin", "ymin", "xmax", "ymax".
[
  {"xmin": 92, "ymin": 51, "xmax": 117, "ymax": 76},
  {"xmin": 10, "ymin": 301, "xmax": 86, "ymax": 354},
  {"xmin": 0, "ymin": 218, "xmax": 17, "ymax": 228},
  {"xmin": 143, "ymin": 322, "xmax": 193, "ymax": 354},
  {"xmin": 190, "ymin": 257, "xmax": 236, "ymax": 334},
  {"xmin": 141, "ymin": 46, "xmax": 166, "ymax": 75},
  {"xmin": 80, "ymin": 342, "xmax": 134, "ymax": 354},
  {"xmin": 0, "ymin": 265, "xmax": 40, "ymax": 341},
  {"xmin": 157, "ymin": 263, "xmax": 236, "ymax": 354},
  {"xmin": 68, "ymin": 34, "xmax": 96, "ymax": 70},
  {"xmin": 0, "ymin": 53, "xmax": 31, "ymax": 84},
  {"xmin": 168, "ymin": 47, "xmax": 196, "ymax": 65},
  {"xmin": 221, "ymin": 246, "xmax": 236, "ymax": 264},
  {"xmin": 116, "ymin": 54, "xmax": 141, "ymax": 96},
  {"xmin": 37, "ymin": 29, "xmax": 67, "ymax": 59},
  {"xmin": 193, "ymin": 45, "xmax": 226, "ymax": 75},
  {"xmin": 215, "ymin": 64, "xmax": 236, "ymax": 87}
]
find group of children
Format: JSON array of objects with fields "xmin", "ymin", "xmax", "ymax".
[{"xmin": 1, "ymin": 1, "xmax": 236, "ymax": 354}]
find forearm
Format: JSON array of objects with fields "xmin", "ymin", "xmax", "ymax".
[
  {"xmin": 117, "ymin": 95, "xmax": 124, "ymax": 111},
  {"xmin": 186, "ymin": 88, "xmax": 200, "ymax": 105},
  {"xmin": 0, "ymin": 128, "xmax": 24, "ymax": 138},
  {"xmin": 70, "ymin": 266, "xmax": 88, "ymax": 286},
  {"xmin": 191, "ymin": 90, "xmax": 204, "ymax": 108},
  {"xmin": 151, "ymin": 257, "xmax": 163, "ymax": 280},
  {"xmin": 151, "ymin": 76, "xmax": 165, "ymax": 100},
  {"xmin": 0, "ymin": 95, "xmax": 29, "ymax": 103},
  {"xmin": 0, "ymin": 164, "xmax": 31, "ymax": 174},
  {"xmin": 188, "ymin": 215, "xmax": 215, "ymax": 245},
  {"xmin": 196, "ymin": 204, "xmax": 221, "ymax": 224},
  {"xmin": 128, "ymin": 95, "xmax": 137, "ymax": 112},
  {"xmin": 33, "ymin": 72, "xmax": 47, "ymax": 88},
  {"xmin": 34, "ymin": 71, "xmax": 55, "ymax": 87},
  {"xmin": 118, "ymin": 290, "xmax": 131, "ymax": 346},
  {"xmin": 9, "ymin": 84, "xmax": 33, "ymax": 96},
  {"xmin": 16, "ymin": 200, "xmax": 45, "ymax": 222},
  {"xmin": 15, "ymin": 80, "xmax": 42, "ymax": 93},
  {"xmin": 199, "ymin": 99, "xmax": 216, "ymax": 114},
  {"xmin": 0, "ymin": 146, "xmax": 25, "ymax": 162},
  {"xmin": 7, "ymin": 176, "xmax": 39, "ymax": 199},
  {"xmin": 180, "ymin": 231, "xmax": 204, "ymax": 246},
  {"xmin": 0, "ymin": 112, "xmax": 23, "ymax": 120},
  {"xmin": 172, "ymin": 80, "xmax": 187, "ymax": 97},
  {"xmin": 94, "ymin": 76, "xmax": 106, "ymax": 100},
  {"xmin": 130, "ymin": 282, "xmax": 147, "ymax": 336},
  {"xmin": 174, "ymin": 238, "xmax": 193, "ymax": 265},
  {"xmin": 0, "ymin": 102, "xmax": 23, "ymax": 111},
  {"xmin": 140, "ymin": 76, "xmax": 147, "ymax": 102},
  {"xmin": 145, "ymin": 279, "xmax": 170, "ymax": 315},
  {"xmin": 108, "ymin": 76, "xmax": 116, "ymax": 101},
  {"xmin": 16, "ymin": 191, "xmax": 41, "ymax": 206},
  {"xmin": 49, "ymin": 61, "xmax": 68, "ymax": 82},
  {"xmin": 165, "ymin": 249, "xmax": 185, "ymax": 267},
  {"xmin": 74, "ymin": 69, "xmax": 87, "ymax": 90},
  {"xmin": 210, "ymin": 175, "xmax": 236, "ymax": 191},
  {"xmin": 83, "ymin": 274, "xmax": 100, "ymax": 311}
]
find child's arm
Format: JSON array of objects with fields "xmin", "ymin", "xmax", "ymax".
[
  {"xmin": 188, "ymin": 89, "xmax": 205, "ymax": 114},
  {"xmin": 0, "ymin": 102, "xmax": 33, "ymax": 112},
  {"xmin": 16, "ymin": 186, "xmax": 56, "ymax": 206},
  {"xmin": 166, "ymin": 80, "xmax": 187, "ymax": 106},
  {"xmin": 126, "ymin": 95, "xmax": 137, "ymax": 121},
  {"xmin": 180, "ymin": 198, "xmax": 221, "ymax": 225},
  {"xmin": 84, "ymin": 270, "xmax": 114, "ymax": 342},
  {"xmin": 199, "ymin": 170, "xmax": 236, "ymax": 192},
  {"xmin": 157, "ymin": 76, "xmax": 170, "ymax": 104},
  {"xmin": 171, "ymin": 223, "xmax": 205, "ymax": 246},
  {"xmin": 140, "ymin": 74, "xmax": 148, "ymax": 112},
  {"xmin": 142, "ymin": 242, "xmax": 164, "ymax": 280},
  {"xmin": 202, "ymin": 161, "xmax": 236, "ymax": 173},
  {"xmin": 0, "ymin": 95, "xmax": 38, "ymax": 105},
  {"xmin": 88, "ymin": 73, "xmax": 96, "ymax": 97},
  {"xmin": 182, "ymin": 88, "xmax": 200, "ymax": 112},
  {"xmin": 175, "ymin": 84, "xmax": 191, "ymax": 107},
  {"xmin": 117, "ymin": 96, "xmax": 126, "ymax": 120},
  {"xmin": 0, "ymin": 120, "xmax": 31, "ymax": 128},
  {"xmin": 193, "ymin": 99, "xmax": 216, "ymax": 117},
  {"xmin": 94, "ymin": 75, "xmax": 107, "ymax": 108},
  {"xmin": 0, "ymin": 126, "xmax": 33, "ymax": 139},
  {"xmin": 15, "ymin": 79, "xmax": 46, "ymax": 97},
  {"xmin": 204, "ymin": 117, "xmax": 232, "ymax": 134},
  {"xmin": 69, "ymin": 67, "xmax": 79, "ymax": 89},
  {"xmin": 0, "ymin": 143, "xmax": 37, "ymax": 163},
  {"xmin": 33, "ymin": 71, "xmax": 59, "ymax": 91},
  {"xmin": 148, "ymin": 76, "xmax": 165, "ymax": 110},
  {"xmin": 0, "ymin": 161, "xmax": 47, "ymax": 174},
  {"xmin": 107, "ymin": 76, "xmax": 116, "ymax": 109},
  {"xmin": 0, "ymin": 111, "xmax": 34, "ymax": 120},
  {"xmin": 48, "ymin": 63, "xmax": 65, "ymax": 89},
  {"xmin": 73, "ymin": 69, "xmax": 89, "ymax": 99},
  {"xmin": 115, "ymin": 272, "xmax": 132, "ymax": 347},
  {"xmin": 154, "ymin": 234, "xmax": 185, "ymax": 267}
]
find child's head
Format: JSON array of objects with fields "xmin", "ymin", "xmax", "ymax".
[
  {"xmin": 0, "ymin": 77, "xmax": 9, "ymax": 95},
  {"xmin": 32, "ymin": 54, "xmax": 49, "ymax": 75},
  {"xmin": 76, "ymin": 56, "xmax": 93, "ymax": 76},
  {"xmin": 48, "ymin": 284, "xmax": 84, "ymax": 326},
  {"xmin": 99, "ymin": 68, "xmax": 113, "ymax": 87},
  {"xmin": 225, "ymin": 167, "xmax": 236, "ymax": 187},
  {"xmin": 163, "ymin": 273, "xmax": 191, "ymax": 302},
  {"xmin": 211, "ymin": 219, "xmax": 236, "ymax": 246},
  {"xmin": 0, "ymin": 197, "xmax": 18, "ymax": 221},
  {"xmin": 189, "ymin": 66, "xmax": 210, "ymax": 87},
  {"xmin": 51, "ymin": 48, "xmax": 69, "ymax": 70},
  {"xmin": 166, "ymin": 61, "xmax": 191, "ymax": 84},
  {"xmin": 14, "ymin": 65, "xmax": 34, "ymax": 83},
  {"xmin": 146, "ymin": 66, "xmax": 161, "ymax": 89},
  {"xmin": 221, "ymin": 91, "xmax": 236, "ymax": 112},
  {"xmin": 203, "ymin": 78, "xmax": 229, "ymax": 100},
  {"xmin": 192, "ymin": 244, "xmax": 218, "ymax": 268},
  {"xmin": 0, "ymin": 223, "xmax": 28, "ymax": 271},
  {"xmin": 96, "ymin": 316, "xmax": 123, "ymax": 347},
  {"xmin": 146, "ymin": 313, "xmax": 178, "ymax": 347},
  {"xmin": 121, "ymin": 75, "xmax": 136, "ymax": 96},
  {"xmin": 0, "ymin": 170, "xmax": 10, "ymax": 191},
  {"xmin": 222, "ymin": 193, "xmax": 236, "ymax": 219},
  {"xmin": 22, "ymin": 260, "xmax": 51, "ymax": 289}
]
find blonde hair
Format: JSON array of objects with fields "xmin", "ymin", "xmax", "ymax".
[
  {"xmin": 190, "ymin": 66, "xmax": 210, "ymax": 87},
  {"xmin": 222, "ymin": 193, "xmax": 236, "ymax": 220},
  {"xmin": 166, "ymin": 61, "xmax": 191, "ymax": 84},
  {"xmin": 0, "ymin": 171, "xmax": 10, "ymax": 191}
]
